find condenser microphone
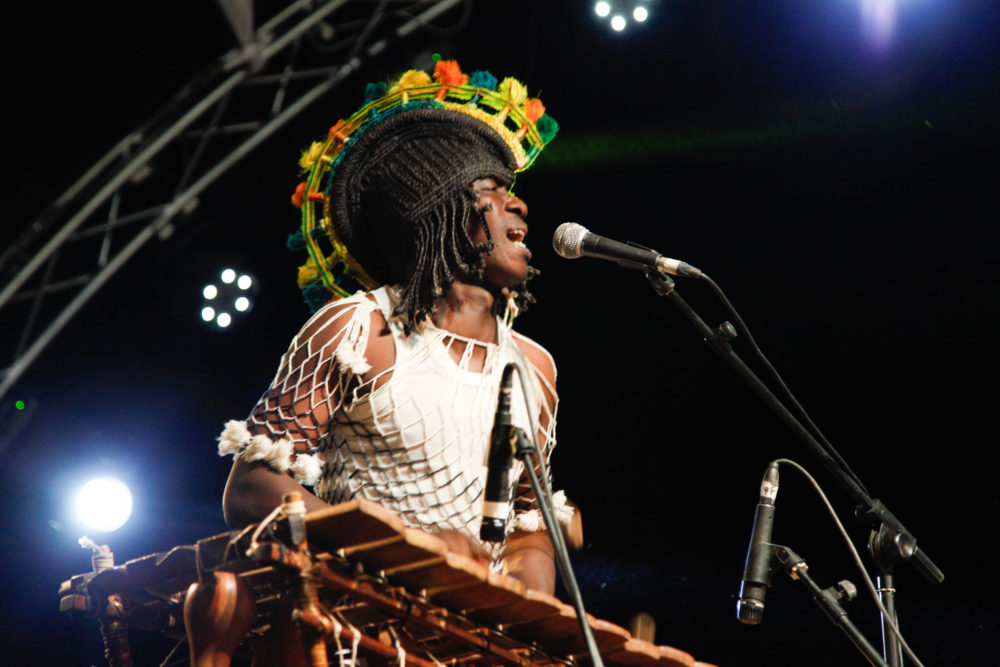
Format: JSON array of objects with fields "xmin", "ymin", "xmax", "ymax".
[
  {"xmin": 552, "ymin": 222, "xmax": 702, "ymax": 277},
  {"xmin": 481, "ymin": 364, "xmax": 516, "ymax": 542},
  {"xmin": 736, "ymin": 461, "xmax": 780, "ymax": 625}
]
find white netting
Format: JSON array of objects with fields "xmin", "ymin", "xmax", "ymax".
[{"xmin": 221, "ymin": 286, "xmax": 565, "ymax": 565}]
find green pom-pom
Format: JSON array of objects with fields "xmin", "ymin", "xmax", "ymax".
[
  {"xmin": 469, "ymin": 70, "xmax": 498, "ymax": 91},
  {"xmin": 364, "ymin": 81, "xmax": 388, "ymax": 103},
  {"xmin": 537, "ymin": 114, "xmax": 559, "ymax": 144},
  {"xmin": 302, "ymin": 282, "xmax": 332, "ymax": 312},
  {"xmin": 286, "ymin": 231, "xmax": 307, "ymax": 251}
]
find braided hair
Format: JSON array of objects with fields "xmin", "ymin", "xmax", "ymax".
[{"xmin": 327, "ymin": 108, "xmax": 535, "ymax": 330}]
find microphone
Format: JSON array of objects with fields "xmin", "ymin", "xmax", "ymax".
[
  {"xmin": 481, "ymin": 364, "xmax": 516, "ymax": 542},
  {"xmin": 552, "ymin": 222, "xmax": 702, "ymax": 277},
  {"xmin": 736, "ymin": 461, "xmax": 780, "ymax": 625}
]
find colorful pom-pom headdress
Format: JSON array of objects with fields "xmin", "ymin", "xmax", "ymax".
[{"xmin": 289, "ymin": 60, "xmax": 558, "ymax": 313}]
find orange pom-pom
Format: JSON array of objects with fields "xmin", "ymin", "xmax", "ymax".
[
  {"xmin": 524, "ymin": 98, "xmax": 546, "ymax": 124},
  {"xmin": 327, "ymin": 119, "xmax": 349, "ymax": 145},
  {"xmin": 433, "ymin": 59, "xmax": 468, "ymax": 87},
  {"xmin": 291, "ymin": 182, "xmax": 307, "ymax": 207}
]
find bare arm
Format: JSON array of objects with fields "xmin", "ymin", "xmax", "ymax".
[
  {"xmin": 221, "ymin": 299, "xmax": 392, "ymax": 528},
  {"xmin": 504, "ymin": 529, "xmax": 557, "ymax": 593},
  {"xmin": 223, "ymin": 458, "xmax": 331, "ymax": 528}
]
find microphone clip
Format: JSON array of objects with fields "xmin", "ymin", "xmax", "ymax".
[{"xmin": 644, "ymin": 269, "xmax": 676, "ymax": 296}]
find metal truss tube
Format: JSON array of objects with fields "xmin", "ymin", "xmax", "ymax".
[
  {"xmin": 396, "ymin": 0, "xmax": 464, "ymax": 37},
  {"xmin": 260, "ymin": 0, "xmax": 352, "ymax": 62},
  {"xmin": 0, "ymin": 69, "xmax": 249, "ymax": 312},
  {"xmin": 0, "ymin": 133, "xmax": 141, "ymax": 276},
  {"xmin": 0, "ymin": 216, "xmax": 164, "ymax": 398},
  {"xmin": 159, "ymin": 0, "xmax": 464, "ymax": 228},
  {"xmin": 0, "ymin": 0, "xmax": 466, "ymax": 402},
  {"xmin": 0, "ymin": 61, "xmax": 357, "ymax": 399}
]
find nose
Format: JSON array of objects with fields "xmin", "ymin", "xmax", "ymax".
[{"xmin": 505, "ymin": 192, "xmax": 528, "ymax": 219}]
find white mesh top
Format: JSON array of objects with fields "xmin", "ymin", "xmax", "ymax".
[{"xmin": 219, "ymin": 286, "xmax": 568, "ymax": 559}]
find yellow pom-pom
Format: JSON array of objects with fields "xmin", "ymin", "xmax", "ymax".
[
  {"xmin": 390, "ymin": 69, "xmax": 433, "ymax": 93},
  {"xmin": 498, "ymin": 77, "xmax": 528, "ymax": 107},
  {"xmin": 298, "ymin": 141, "xmax": 326, "ymax": 172},
  {"xmin": 297, "ymin": 258, "xmax": 322, "ymax": 289}
]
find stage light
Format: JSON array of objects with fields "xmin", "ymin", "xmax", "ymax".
[
  {"xmin": 200, "ymin": 267, "xmax": 257, "ymax": 330},
  {"xmin": 860, "ymin": 0, "xmax": 896, "ymax": 47},
  {"xmin": 74, "ymin": 477, "xmax": 133, "ymax": 532},
  {"xmin": 593, "ymin": 1, "xmax": 652, "ymax": 32}
]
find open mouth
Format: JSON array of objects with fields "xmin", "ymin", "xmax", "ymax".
[{"xmin": 507, "ymin": 228, "xmax": 527, "ymax": 247}]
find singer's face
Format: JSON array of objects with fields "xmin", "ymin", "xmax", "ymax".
[{"xmin": 468, "ymin": 177, "xmax": 531, "ymax": 288}]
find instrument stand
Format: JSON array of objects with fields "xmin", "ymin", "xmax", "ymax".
[
  {"xmin": 59, "ymin": 542, "xmax": 134, "ymax": 667},
  {"xmin": 643, "ymin": 270, "xmax": 943, "ymax": 664},
  {"xmin": 770, "ymin": 544, "xmax": 889, "ymax": 667},
  {"xmin": 247, "ymin": 492, "xmax": 340, "ymax": 666}
]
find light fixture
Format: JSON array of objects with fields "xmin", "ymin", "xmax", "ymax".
[
  {"xmin": 593, "ymin": 1, "xmax": 652, "ymax": 32},
  {"xmin": 199, "ymin": 267, "xmax": 258, "ymax": 330}
]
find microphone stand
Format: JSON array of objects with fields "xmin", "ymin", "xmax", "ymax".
[
  {"xmin": 770, "ymin": 544, "xmax": 889, "ymax": 667},
  {"xmin": 510, "ymin": 426, "xmax": 605, "ymax": 667},
  {"xmin": 643, "ymin": 271, "xmax": 944, "ymax": 662}
]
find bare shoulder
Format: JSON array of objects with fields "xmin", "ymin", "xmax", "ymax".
[
  {"xmin": 295, "ymin": 295, "xmax": 372, "ymax": 343},
  {"xmin": 285, "ymin": 294, "xmax": 393, "ymax": 373},
  {"xmin": 511, "ymin": 331, "xmax": 557, "ymax": 386}
]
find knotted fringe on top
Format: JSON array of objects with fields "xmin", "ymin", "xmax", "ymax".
[{"xmin": 217, "ymin": 419, "xmax": 323, "ymax": 487}]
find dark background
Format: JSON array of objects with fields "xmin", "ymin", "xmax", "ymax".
[{"xmin": 1, "ymin": 1, "xmax": 997, "ymax": 665}]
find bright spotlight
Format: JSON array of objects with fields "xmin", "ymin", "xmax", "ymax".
[
  {"xmin": 633, "ymin": 6, "xmax": 648, "ymax": 21},
  {"xmin": 75, "ymin": 477, "xmax": 133, "ymax": 532},
  {"xmin": 201, "ymin": 306, "xmax": 216, "ymax": 321},
  {"xmin": 202, "ymin": 284, "xmax": 218, "ymax": 300},
  {"xmin": 221, "ymin": 268, "xmax": 236, "ymax": 284},
  {"xmin": 217, "ymin": 312, "xmax": 232, "ymax": 328},
  {"xmin": 234, "ymin": 296, "xmax": 250, "ymax": 312},
  {"xmin": 860, "ymin": 0, "xmax": 896, "ymax": 47},
  {"xmin": 595, "ymin": 1, "xmax": 611, "ymax": 17},
  {"xmin": 611, "ymin": 15, "xmax": 626, "ymax": 31},
  {"xmin": 237, "ymin": 274, "xmax": 253, "ymax": 290}
]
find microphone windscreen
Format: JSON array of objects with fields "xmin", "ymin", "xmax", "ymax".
[{"xmin": 552, "ymin": 222, "xmax": 588, "ymax": 259}]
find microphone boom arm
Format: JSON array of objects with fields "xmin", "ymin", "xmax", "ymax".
[{"xmin": 643, "ymin": 270, "xmax": 944, "ymax": 586}]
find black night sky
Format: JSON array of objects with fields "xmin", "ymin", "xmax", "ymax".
[{"xmin": 1, "ymin": 2, "xmax": 998, "ymax": 665}]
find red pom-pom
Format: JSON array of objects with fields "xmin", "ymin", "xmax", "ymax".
[{"xmin": 291, "ymin": 182, "xmax": 307, "ymax": 207}]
